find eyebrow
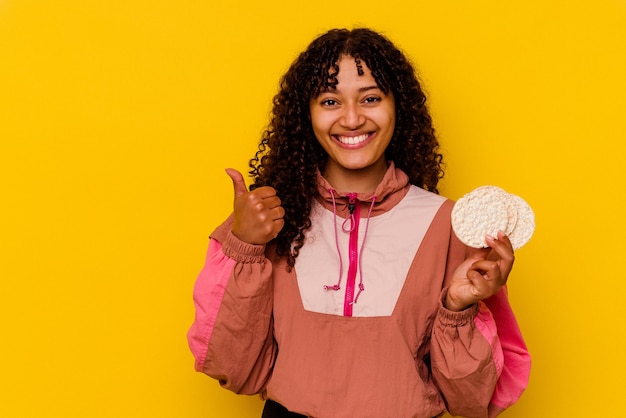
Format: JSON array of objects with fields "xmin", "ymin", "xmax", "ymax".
[
  {"xmin": 320, "ymin": 85, "xmax": 382, "ymax": 94},
  {"xmin": 358, "ymin": 85, "xmax": 381, "ymax": 93}
]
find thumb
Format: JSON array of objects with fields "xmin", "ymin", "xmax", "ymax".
[
  {"xmin": 466, "ymin": 246, "xmax": 490, "ymax": 262},
  {"xmin": 225, "ymin": 168, "xmax": 248, "ymax": 198}
]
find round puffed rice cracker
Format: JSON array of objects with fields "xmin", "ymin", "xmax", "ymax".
[
  {"xmin": 503, "ymin": 194, "xmax": 519, "ymax": 236},
  {"xmin": 507, "ymin": 194, "xmax": 535, "ymax": 250},
  {"xmin": 472, "ymin": 186, "xmax": 519, "ymax": 236},
  {"xmin": 451, "ymin": 186, "xmax": 509, "ymax": 248}
]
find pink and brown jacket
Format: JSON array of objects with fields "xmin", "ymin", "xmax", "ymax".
[{"xmin": 188, "ymin": 163, "xmax": 530, "ymax": 418}]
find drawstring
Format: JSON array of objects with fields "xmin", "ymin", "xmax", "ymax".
[
  {"xmin": 342, "ymin": 199, "xmax": 356, "ymax": 233},
  {"xmin": 353, "ymin": 196, "xmax": 376, "ymax": 304},
  {"xmin": 323, "ymin": 189, "xmax": 343, "ymax": 291},
  {"xmin": 323, "ymin": 190, "xmax": 378, "ymax": 306}
]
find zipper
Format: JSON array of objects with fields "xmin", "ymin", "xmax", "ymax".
[{"xmin": 344, "ymin": 193, "xmax": 360, "ymax": 317}]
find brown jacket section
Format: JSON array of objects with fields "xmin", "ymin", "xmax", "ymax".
[
  {"xmin": 204, "ymin": 202, "xmax": 497, "ymax": 417},
  {"xmin": 200, "ymin": 167, "xmax": 498, "ymax": 417}
]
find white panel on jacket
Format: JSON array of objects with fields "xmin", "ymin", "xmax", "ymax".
[{"xmin": 295, "ymin": 186, "xmax": 446, "ymax": 317}]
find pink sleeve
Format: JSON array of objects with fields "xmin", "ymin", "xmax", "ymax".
[
  {"xmin": 431, "ymin": 286, "xmax": 530, "ymax": 418},
  {"xmin": 187, "ymin": 221, "xmax": 276, "ymax": 394},
  {"xmin": 187, "ymin": 238, "xmax": 236, "ymax": 372},
  {"xmin": 483, "ymin": 286, "xmax": 532, "ymax": 410},
  {"xmin": 474, "ymin": 301, "xmax": 505, "ymax": 379}
]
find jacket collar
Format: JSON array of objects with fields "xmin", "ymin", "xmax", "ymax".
[{"xmin": 315, "ymin": 161, "xmax": 411, "ymax": 217}]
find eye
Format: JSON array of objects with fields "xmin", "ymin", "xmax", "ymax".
[
  {"xmin": 363, "ymin": 96, "xmax": 381, "ymax": 104},
  {"xmin": 321, "ymin": 98, "xmax": 338, "ymax": 107}
]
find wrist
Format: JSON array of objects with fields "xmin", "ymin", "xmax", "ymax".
[
  {"xmin": 223, "ymin": 230, "xmax": 267, "ymax": 263},
  {"xmin": 438, "ymin": 288, "xmax": 479, "ymax": 325},
  {"xmin": 445, "ymin": 288, "xmax": 471, "ymax": 312}
]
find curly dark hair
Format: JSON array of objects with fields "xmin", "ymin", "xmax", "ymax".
[{"xmin": 249, "ymin": 27, "xmax": 444, "ymax": 267}]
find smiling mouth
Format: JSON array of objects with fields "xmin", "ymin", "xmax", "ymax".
[{"xmin": 335, "ymin": 133, "xmax": 370, "ymax": 145}]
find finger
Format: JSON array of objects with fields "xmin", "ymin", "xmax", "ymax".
[
  {"xmin": 485, "ymin": 233, "xmax": 515, "ymax": 266},
  {"xmin": 466, "ymin": 269, "xmax": 489, "ymax": 295},
  {"xmin": 253, "ymin": 186, "xmax": 279, "ymax": 199},
  {"xmin": 466, "ymin": 246, "xmax": 490, "ymax": 262},
  {"xmin": 491, "ymin": 230, "xmax": 514, "ymax": 252},
  {"xmin": 263, "ymin": 218, "xmax": 285, "ymax": 242},
  {"xmin": 263, "ymin": 195, "xmax": 283, "ymax": 210},
  {"xmin": 271, "ymin": 205, "xmax": 285, "ymax": 221},
  {"xmin": 471, "ymin": 259, "xmax": 499, "ymax": 278},
  {"xmin": 225, "ymin": 168, "xmax": 248, "ymax": 198},
  {"xmin": 274, "ymin": 218, "xmax": 285, "ymax": 235},
  {"xmin": 467, "ymin": 261, "xmax": 503, "ymax": 297}
]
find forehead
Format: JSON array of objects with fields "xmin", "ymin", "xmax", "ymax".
[
  {"xmin": 319, "ymin": 55, "xmax": 378, "ymax": 91},
  {"xmin": 336, "ymin": 55, "xmax": 368, "ymax": 74}
]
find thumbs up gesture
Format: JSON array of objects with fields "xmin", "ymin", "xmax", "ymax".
[{"xmin": 225, "ymin": 168, "xmax": 286, "ymax": 245}]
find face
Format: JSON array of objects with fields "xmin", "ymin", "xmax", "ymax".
[{"xmin": 309, "ymin": 55, "xmax": 395, "ymax": 186}]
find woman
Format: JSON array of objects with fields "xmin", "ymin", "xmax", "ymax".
[{"xmin": 188, "ymin": 28, "xmax": 530, "ymax": 418}]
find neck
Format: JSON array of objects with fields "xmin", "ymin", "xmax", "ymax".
[{"xmin": 322, "ymin": 160, "xmax": 388, "ymax": 194}]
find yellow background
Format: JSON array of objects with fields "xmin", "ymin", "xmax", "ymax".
[{"xmin": 1, "ymin": 0, "xmax": 625, "ymax": 417}]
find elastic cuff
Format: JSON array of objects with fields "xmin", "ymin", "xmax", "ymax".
[
  {"xmin": 222, "ymin": 230, "xmax": 266, "ymax": 263},
  {"xmin": 437, "ymin": 287, "xmax": 479, "ymax": 326}
]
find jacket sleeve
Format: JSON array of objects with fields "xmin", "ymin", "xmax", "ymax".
[
  {"xmin": 430, "ymin": 224, "xmax": 531, "ymax": 418},
  {"xmin": 187, "ymin": 216, "xmax": 277, "ymax": 395},
  {"xmin": 430, "ymin": 290, "xmax": 499, "ymax": 418},
  {"xmin": 483, "ymin": 286, "xmax": 531, "ymax": 414},
  {"xmin": 428, "ymin": 225, "xmax": 499, "ymax": 418}
]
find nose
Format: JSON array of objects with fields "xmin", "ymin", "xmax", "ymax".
[{"xmin": 340, "ymin": 103, "xmax": 365, "ymax": 130}]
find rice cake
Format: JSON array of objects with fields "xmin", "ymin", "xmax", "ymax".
[
  {"xmin": 452, "ymin": 185, "xmax": 535, "ymax": 250},
  {"xmin": 506, "ymin": 194, "xmax": 535, "ymax": 250},
  {"xmin": 451, "ymin": 186, "xmax": 509, "ymax": 248}
]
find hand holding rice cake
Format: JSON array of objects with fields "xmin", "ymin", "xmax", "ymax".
[{"xmin": 451, "ymin": 185, "xmax": 535, "ymax": 250}]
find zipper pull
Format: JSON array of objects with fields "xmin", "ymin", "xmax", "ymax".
[
  {"xmin": 347, "ymin": 194, "xmax": 357, "ymax": 214},
  {"xmin": 342, "ymin": 194, "xmax": 358, "ymax": 232}
]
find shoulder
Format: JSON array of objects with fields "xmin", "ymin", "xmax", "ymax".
[{"xmin": 402, "ymin": 185, "xmax": 449, "ymax": 209}]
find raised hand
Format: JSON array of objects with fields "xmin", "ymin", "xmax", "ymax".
[
  {"xmin": 446, "ymin": 231, "xmax": 515, "ymax": 311},
  {"xmin": 225, "ymin": 168, "xmax": 285, "ymax": 245}
]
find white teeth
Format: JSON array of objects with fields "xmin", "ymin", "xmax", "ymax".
[{"xmin": 336, "ymin": 133, "xmax": 368, "ymax": 145}]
